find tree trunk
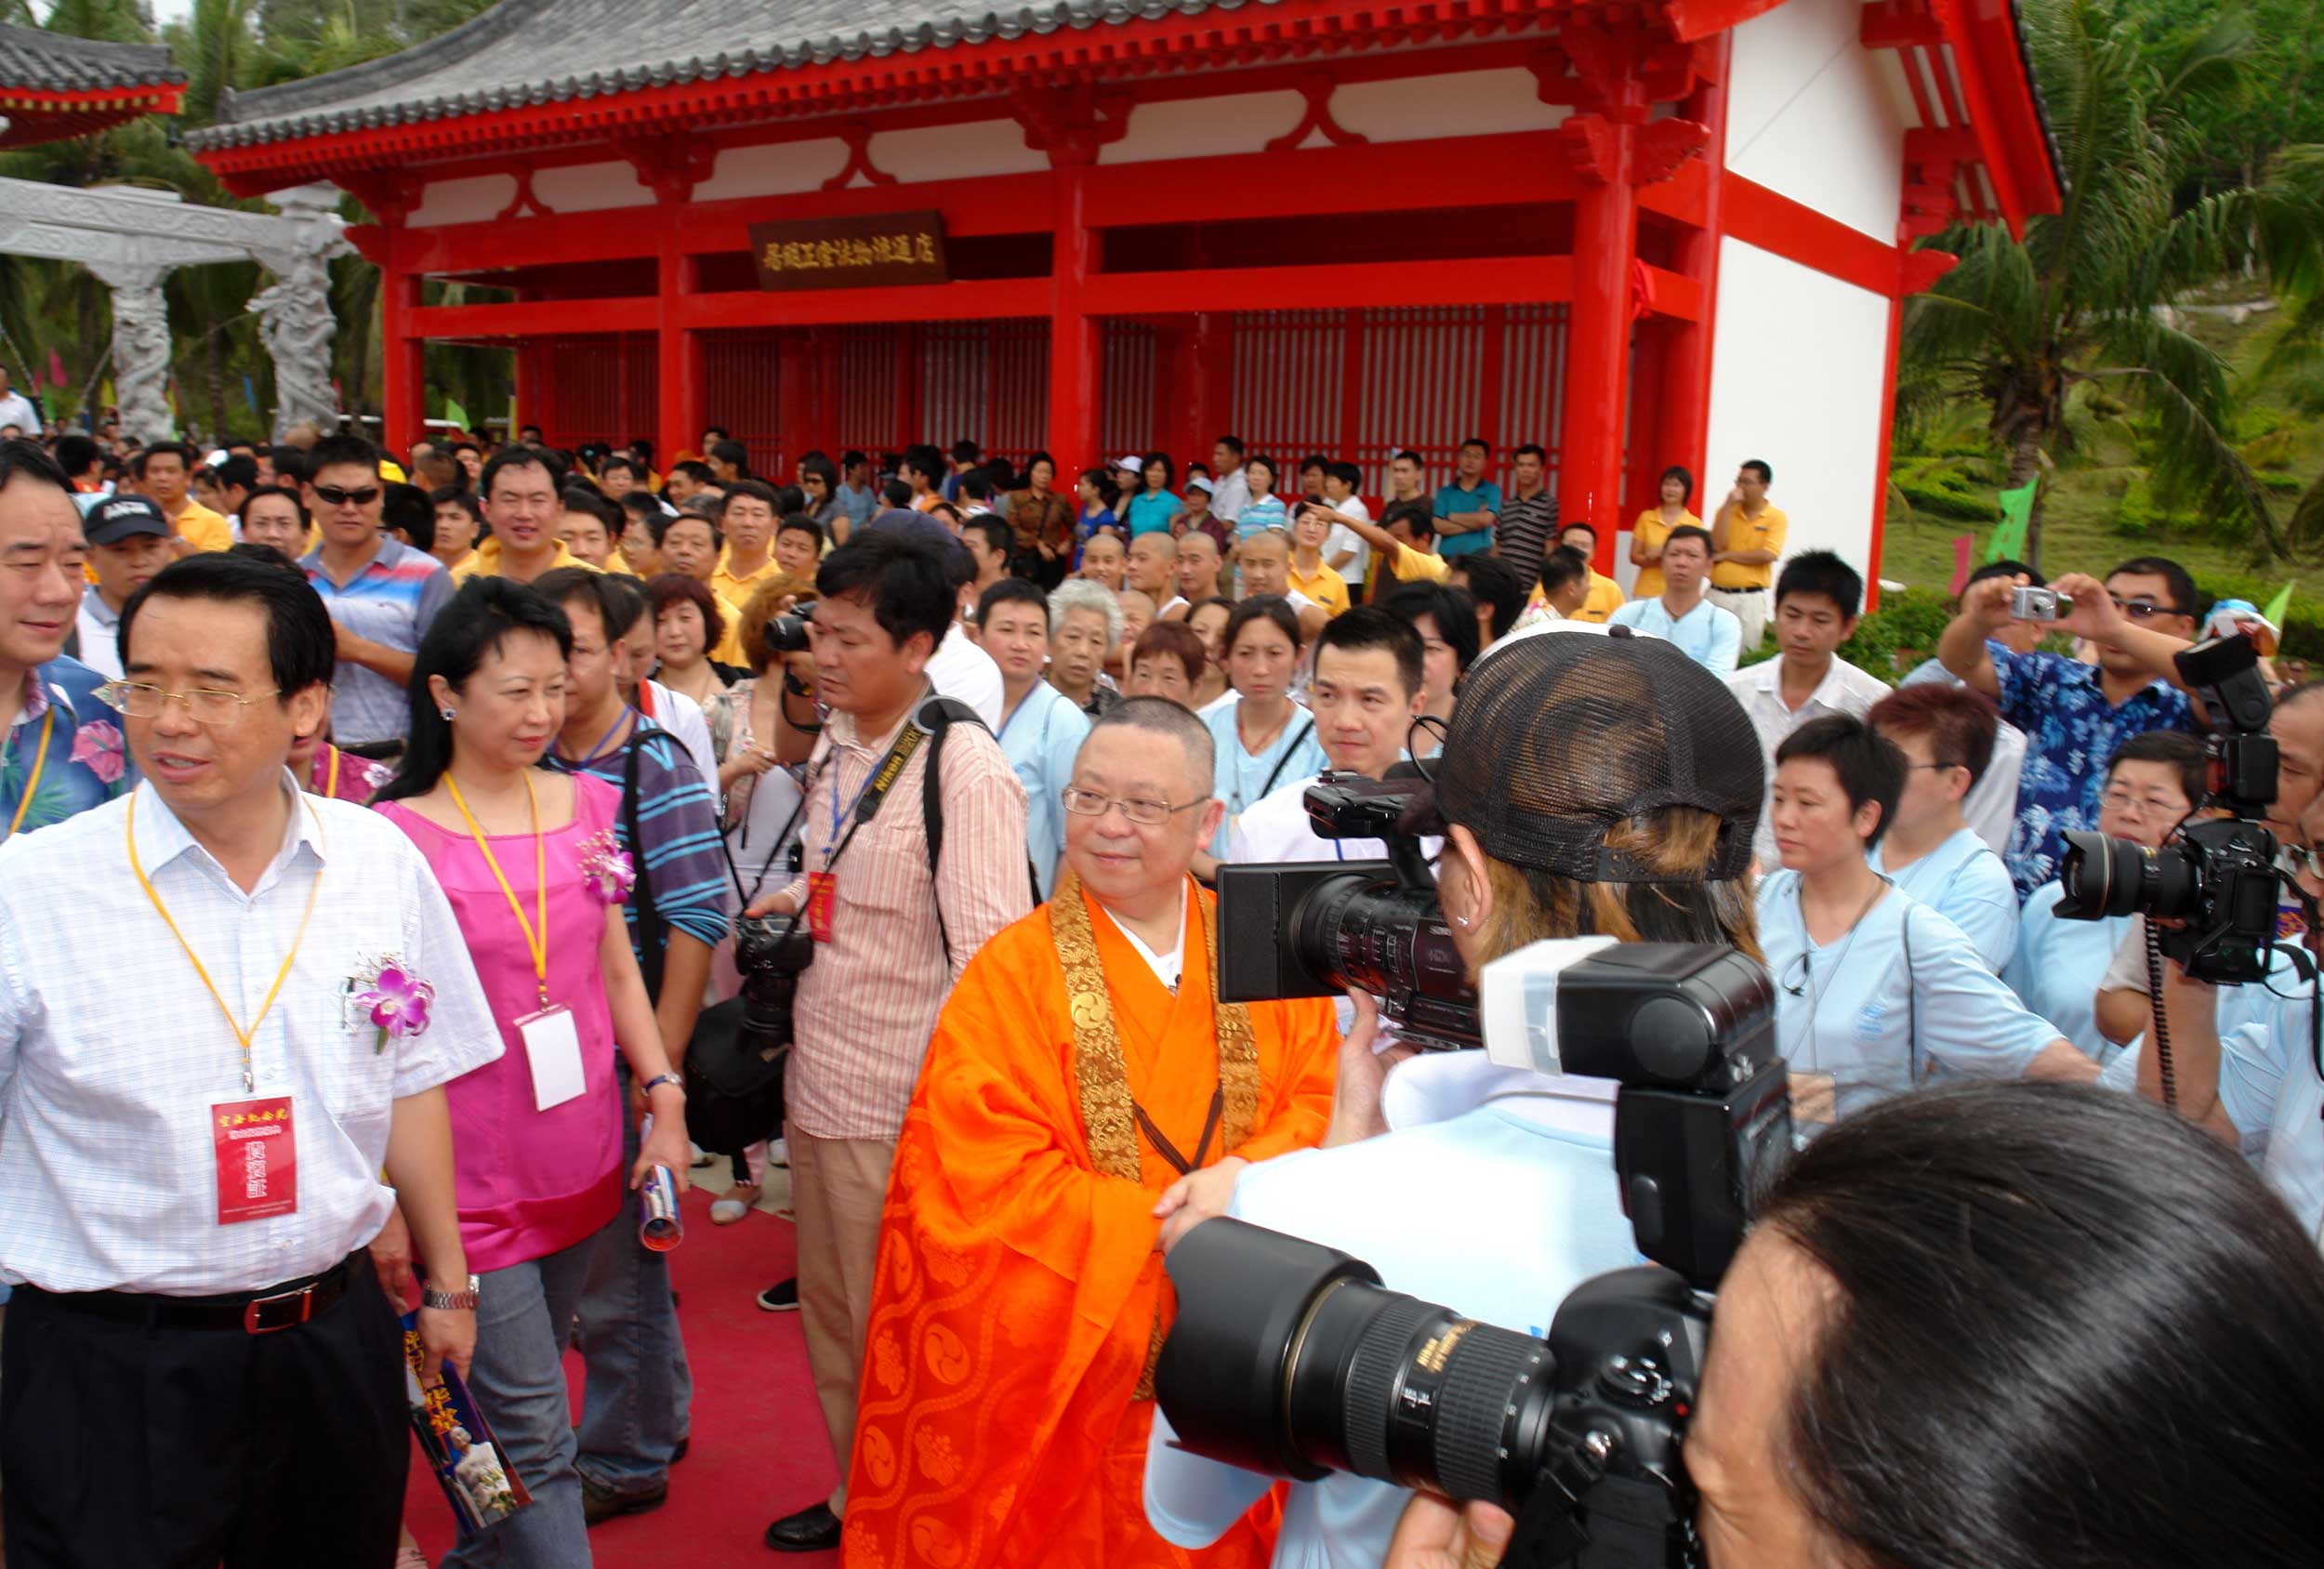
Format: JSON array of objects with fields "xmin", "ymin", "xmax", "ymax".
[
  {"xmin": 1996, "ymin": 395, "xmax": 2048, "ymax": 571},
  {"xmin": 207, "ymin": 334, "xmax": 228, "ymax": 442}
]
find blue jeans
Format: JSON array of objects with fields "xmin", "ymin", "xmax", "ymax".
[
  {"xmin": 572, "ymin": 1088, "xmax": 693, "ymax": 1497},
  {"xmin": 442, "ymin": 1235, "xmax": 597, "ymax": 1569}
]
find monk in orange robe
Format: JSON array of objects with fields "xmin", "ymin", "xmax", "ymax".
[{"xmin": 840, "ymin": 697, "xmax": 1339, "ymax": 1569}]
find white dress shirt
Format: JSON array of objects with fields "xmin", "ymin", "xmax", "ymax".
[
  {"xmin": 926, "ymin": 622, "xmax": 1004, "ymax": 732},
  {"xmin": 1726, "ymin": 655, "xmax": 1893, "ymax": 869},
  {"xmin": 74, "ymin": 585, "xmax": 125, "ymax": 681},
  {"xmin": 1897, "ymin": 655, "xmax": 2027, "ymax": 853},
  {"xmin": 0, "ymin": 778, "xmax": 503, "ymax": 1294},
  {"xmin": 0, "ymin": 389, "xmax": 38, "ymax": 436}
]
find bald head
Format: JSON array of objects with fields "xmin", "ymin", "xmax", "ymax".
[
  {"xmin": 1127, "ymin": 529, "xmax": 1177, "ymax": 596},
  {"xmin": 1084, "ymin": 695, "xmax": 1215, "ymax": 794}
]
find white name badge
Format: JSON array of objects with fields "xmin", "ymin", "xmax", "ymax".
[{"xmin": 518, "ymin": 1004, "xmax": 586, "ymax": 1113}]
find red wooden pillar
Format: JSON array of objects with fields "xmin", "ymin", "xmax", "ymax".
[
  {"xmin": 1558, "ymin": 125, "xmax": 1640, "ymax": 545},
  {"xmin": 380, "ymin": 269, "xmax": 426, "ymax": 458},
  {"xmin": 511, "ymin": 331, "xmax": 534, "ymax": 438},
  {"xmin": 656, "ymin": 238, "xmax": 702, "ymax": 471},
  {"xmin": 1659, "ymin": 35, "xmax": 1730, "ymax": 492},
  {"xmin": 1047, "ymin": 159, "xmax": 1100, "ymax": 477}
]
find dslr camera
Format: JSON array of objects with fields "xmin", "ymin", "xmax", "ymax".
[
  {"xmin": 2056, "ymin": 633, "xmax": 2283, "ymax": 984},
  {"xmin": 760, "ymin": 597, "xmax": 816, "ymax": 657},
  {"xmin": 732, "ymin": 906, "xmax": 814, "ymax": 1051},
  {"xmin": 1180, "ymin": 777, "xmax": 1793, "ymax": 1566}
]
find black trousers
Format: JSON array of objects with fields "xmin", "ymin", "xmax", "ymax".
[{"xmin": 1, "ymin": 1255, "xmax": 407, "ymax": 1569}]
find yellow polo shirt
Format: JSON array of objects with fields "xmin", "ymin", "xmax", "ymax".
[
  {"xmin": 1711, "ymin": 505, "xmax": 1787, "ymax": 590},
  {"xmin": 171, "ymin": 501, "xmax": 234, "ymax": 554},
  {"xmin": 1629, "ymin": 508, "xmax": 1700, "ymax": 600},
  {"xmin": 1287, "ymin": 558, "xmax": 1353, "ymax": 618},
  {"xmin": 712, "ymin": 555, "xmax": 783, "ymax": 609},
  {"xmin": 1573, "ymin": 571, "xmax": 1626, "ymax": 625},
  {"xmin": 1382, "ymin": 538, "xmax": 1451, "ymax": 587},
  {"xmin": 450, "ymin": 536, "xmax": 602, "ymax": 583}
]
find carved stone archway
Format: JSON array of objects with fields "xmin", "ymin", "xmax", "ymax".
[{"xmin": 0, "ymin": 178, "xmax": 350, "ymax": 442}]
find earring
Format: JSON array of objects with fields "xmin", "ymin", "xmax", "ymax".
[
  {"xmin": 1453, "ymin": 914, "xmax": 1472, "ymax": 929},
  {"xmin": 440, "ymin": 706, "xmax": 456, "ymax": 721}
]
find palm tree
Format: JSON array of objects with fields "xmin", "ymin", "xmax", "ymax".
[{"xmin": 1901, "ymin": 0, "xmax": 2324, "ymax": 562}]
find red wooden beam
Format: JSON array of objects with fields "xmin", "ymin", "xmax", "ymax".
[
  {"xmin": 1722, "ymin": 174, "xmax": 1908, "ymax": 299},
  {"xmin": 406, "ymin": 296, "xmax": 658, "ymax": 338},
  {"xmin": 1084, "ymin": 256, "xmax": 1575, "ymax": 315},
  {"xmin": 1928, "ymin": 0, "xmax": 2062, "ymax": 235},
  {"xmin": 678, "ymin": 277, "xmax": 1052, "ymax": 331}
]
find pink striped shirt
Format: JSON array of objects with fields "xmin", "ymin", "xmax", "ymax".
[{"xmin": 782, "ymin": 703, "xmax": 1030, "ymax": 1139}]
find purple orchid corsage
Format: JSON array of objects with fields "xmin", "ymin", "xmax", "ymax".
[
  {"xmin": 70, "ymin": 719, "xmax": 126, "ymax": 784},
  {"xmin": 349, "ymin": 957, "xmax": 436, "ymax": 1053},
  {"xmin": 577, "ymin": 830, "xmax": 636, "ymax": 906}
]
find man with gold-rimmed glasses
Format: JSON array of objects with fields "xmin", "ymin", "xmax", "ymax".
[
  {"xmin": 0, "ymin": 550, "xmax": 502, "ymax": 1569},
  {"xmin": 837, "ymin": 697, "xmax": 1340, "ymax": 1568}
]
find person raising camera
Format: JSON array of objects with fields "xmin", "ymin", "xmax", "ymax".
[{"xmin": 1145, "ymin": 628, "xmax": 1765, "ymax": 1566}]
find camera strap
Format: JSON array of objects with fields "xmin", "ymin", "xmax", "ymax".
[{"xmin": 1254, "ymin": 719, "xmax": 1316, "ymax": 804}]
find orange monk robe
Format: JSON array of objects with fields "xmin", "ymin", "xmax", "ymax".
[{"xmin": 841, "ymin": 881, "xmax": 1339, "ymax": 1569}]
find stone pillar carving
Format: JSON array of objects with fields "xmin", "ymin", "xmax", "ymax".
[
  {"xmin": 83, "ymin": 257, "xmax": 175, "ymax": 444},
  {"xmin": 251, "ymin": 183, "xmax": 352, "ymax": 442}
]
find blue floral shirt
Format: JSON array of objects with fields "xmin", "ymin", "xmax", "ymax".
[
  {"xmin": 2, "ymin": 656, "xmax": 132, "ymax": 841},
  {"xmin": 1989, "ymin": 640, "xmax": 2196, "ymax": 897}
]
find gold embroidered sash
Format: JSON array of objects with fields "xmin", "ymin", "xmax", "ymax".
[{"xmin": 1050, "ymin": 869, "xmax": 1261, "ymax": 1394}]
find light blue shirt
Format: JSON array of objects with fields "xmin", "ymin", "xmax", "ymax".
[
  {"xmin": 1758, "ymin": 871, "xmax": 2063, "ymax": 1138},
  {"xmin": 2005, "ymin": 883, "xmax": 2134, "ymax": 1064},
  {"xmin": 1204, "ymin": 698, "xmax": 1327, "ymax": 860},
  {"xmin": 1605, "ymin": 594, "xmax": 1742, "ymax": 677},
  {"xmin": 2217, "ymin": 988, "xmax": 2324, "ymax": 1242},
  {"xmin": 997, "ymin": 679, "xmax": 1089, "ymax": 900},
  {"xmin": 1869, "ymin": 827, "xmax": 2018, "ymax": 972},
  {"xmin": 1144, "ymin": 1058, "xmax": 1636, "ymax": 1568},
  {"xmin": 1430, "ymin": 481, "xmax": 1501, "ymax": 558}
]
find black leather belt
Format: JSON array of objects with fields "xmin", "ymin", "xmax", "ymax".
[{"xmin": 17, "ymin": 1257, "xmax": 356, "ymax": 1334}]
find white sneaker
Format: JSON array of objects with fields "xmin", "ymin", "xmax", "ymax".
[{"xmin": 770, "ymin": 1137, "xmax": 789, "ymax": 1167}]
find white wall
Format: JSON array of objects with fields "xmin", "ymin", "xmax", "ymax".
[
  {"xmin": 1098, "ymin": 89, "xmax": 1309, "ymax": 165},
  {"xmin": 1701, "ymin": 237, "xmax": 1893, "ymax": 588},
  {"xmin": 1723, "ymin": 0, "xmax": 1912, "ymax": 241},
  {"xmin": 693, "ymin": 138, "xmax": 852, "ymax": 203},
  {"xmin": 532, "ymin": 159, "xmax": 650, "ymax": 214},
  {"xmin": 1332, "ymin": 68, "xmax": 1566, "ymax": 143},
  {"xmin": 871, "ymin": 118, "xmax": 1047, "ymax": 183},
  {"xmin": 408, "ymin": 173, "xmax": 517, "ymax": 228}
]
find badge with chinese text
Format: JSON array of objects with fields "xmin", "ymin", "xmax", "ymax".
[
  {"xmin": 210, "ymin": 1095, "xmax": 297, "ymax": 1224},
  {"xmin": 805, "ymin": 870, "xmax": 838, "ymax": 943}
]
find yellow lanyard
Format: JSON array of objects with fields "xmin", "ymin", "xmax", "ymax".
[
  {"xmin": 445, "ymin": 772, "xmax": 550, "ymax": 1009},
  {"xmin": 6, "ymin": 705, "xmax": 54, "ymax": 839},
  {"xmin": 127, "ymin": 789, "xmax": 324, "ymax": 1093},
  {"xmin": 324, "ymin": 745, "xmax": 340, "ymax": 799}
]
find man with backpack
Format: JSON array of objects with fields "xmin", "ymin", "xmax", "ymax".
[
  {"xmin": 531, "ymin": 568, "xmax": 730, "ymax": 1524},
  {"xmin": 743, "ymin": 532, "xmax": 1032, "ymax": 1553}
]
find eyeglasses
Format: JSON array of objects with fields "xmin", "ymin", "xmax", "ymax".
[
  {"xmin": 311, "ymin": 483, "xmax": 381, "ymax": 508},
  {"xmin": 99, "ymin": 679, "xmax": 280, "ymax": 726},
  {"xmin": 1061, "ymin": 785, "xmax": 1206, "ymax": 826},
  {"xmin": 1905, "ymin": 760, "xmax": 1965, "ymax": 774},
  {"xmin": 2100, "ymin": 786, "xmax": 2188, "ymax": 814},
  {"xmin": 2110, "ymin": 596, "xmax": 2185, "ymax": 622}
]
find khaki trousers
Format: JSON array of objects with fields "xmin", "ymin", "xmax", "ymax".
[
  {"xmin": 786, "ymin": 1127, "xmax": 897, "ymax": 1515},
  {"xmin": 1708, "ymin": 584, "xmax": 1769, "ymax": 651}
]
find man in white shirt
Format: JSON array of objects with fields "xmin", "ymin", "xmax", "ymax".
[
  {"xmin": 1725, "ymin": 550, "xmax": 1891, "ymax": 868},
  {"xmin": 865, "ymin": 507, "xmax": 1006, "ymax": 729},
  {"xmin": 0, "ymin": 551, "xmax": 497, "ymax": 1567},
  {"xmin": 1207, "ymin": 436, "xmax": 1251, "ymax": 525},
  {"xmin": 1605, "ymin": 524, "xmax": 1741, "ymax": 674},
  {"xmin": 0, "ymin": 365, "xmax": 39, "ymax": 439},
  {"xmin": 1317, "ymin": 460, "xmax": 1371, "ymax": 592},
  {"xmin": 1228, "ymin": 609, "xmax": 1428, "ymax": 864},
  {"xmin": 73, "ymin": 494, "xmax": 173, "ymax": 681}
]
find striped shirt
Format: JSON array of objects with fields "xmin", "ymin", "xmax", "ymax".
[
  {"xmin": 544, "ymin": 722, "xmax": 730, "ymax": 963},
  {"xmin": 299, "ymin": 535, "xmax": 454, "ymax": 745},
  {"xmin": 778, "ymin": 702, "xmax": 1030, "ymax": 1139},
  {"xmin": 1495, "ymin": 486, "xmax": 1560, "ymax": 572}
]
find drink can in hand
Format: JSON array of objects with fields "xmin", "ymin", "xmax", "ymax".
[{"xmin": 640, "ymin": 1165, "xmax": 682, "ymax": 1251}]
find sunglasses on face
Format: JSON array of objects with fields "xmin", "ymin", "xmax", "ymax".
[
  {"xmin": 312, "ymin": 484, "xmax": 381, "ymax": 508},
  {"xmin": 2110, "ymin": 596, "xmax": 2183, "ymax": 622}
]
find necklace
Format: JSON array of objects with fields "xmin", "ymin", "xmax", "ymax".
[{"xmin": 1787, "ymin": 876, "xmax": 1889, "ymax": 1065}]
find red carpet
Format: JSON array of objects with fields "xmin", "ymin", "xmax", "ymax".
[{"xmin": 403, "ymin": 1182, "xmax": 838, "ymax": 1568}]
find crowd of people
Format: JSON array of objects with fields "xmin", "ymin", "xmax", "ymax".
[{"xmin": 1, "ymin": 411, "xmax": 2320, "ymax": 1569}]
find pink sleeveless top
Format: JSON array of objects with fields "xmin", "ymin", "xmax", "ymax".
[{"xmin": 376, "ymin": 773, "xmax": 626, "ymax": 1272}]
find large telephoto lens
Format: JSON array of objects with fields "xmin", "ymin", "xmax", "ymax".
[
  {"xmin": 2057, "ymin": 830, "xmax": 2200, "ymax": 922},
  {"xmin": 1156, "ymin": 1219, "xmax": 1558, "ymax": 1510}
]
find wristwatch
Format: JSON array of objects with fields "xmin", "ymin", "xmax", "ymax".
[
  {"xmin": 640, "ymin": 1072, "xmax": 684, "ymax": 1097},
  {"xmin": 422, "ymin": 1274, "xmax": 482, "ymax": 1312}
]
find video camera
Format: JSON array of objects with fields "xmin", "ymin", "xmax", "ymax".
[
  {"xmin": 2056, "ymin": 633, "xmax": 2283, "ymax": 983},
  {"xmin": 1182, "ymin": 776, "xmax": 1794, "ymax": 1565}
]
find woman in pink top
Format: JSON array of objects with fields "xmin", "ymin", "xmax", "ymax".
[{"xmin": 374, "ymin": 576, "xmax": 689, "ymax": 1567}]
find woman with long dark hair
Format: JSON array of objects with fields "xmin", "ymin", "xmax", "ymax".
[{"xmin": 376, "ymin": 576, "xmax": 691, "ymax": 1565}]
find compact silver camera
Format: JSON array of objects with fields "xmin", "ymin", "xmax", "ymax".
[{"xmin": 2011, "ymin": 585, "xmax": 2068, "ymax": 622}]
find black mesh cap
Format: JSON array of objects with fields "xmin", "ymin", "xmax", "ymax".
[{"xmin": 1417, "ymin": 628, "xmax": 1763, "ymax": 882}]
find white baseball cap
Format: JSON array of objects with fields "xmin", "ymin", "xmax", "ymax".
[{"xmin": 1115, "ymin": 455, "xmax": 1143, "ymax": 474}]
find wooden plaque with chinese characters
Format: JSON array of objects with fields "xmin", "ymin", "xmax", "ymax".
[{"xmin": 747, "ymin": 211, "xmax": 949, "ymax": 290}]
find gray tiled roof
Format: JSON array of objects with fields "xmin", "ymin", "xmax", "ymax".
[
  {"xmin": 189, "ymin": 0, "xmax": 1254, "ymax": 151},
  {"xmin": 0, "ymin": 21, "xmax": 182, "ymax": 93}
]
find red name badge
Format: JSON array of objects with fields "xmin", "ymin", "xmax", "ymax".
[
  {"xmin": 210, "ymin": 1095, "xmax": 298, "ymax": 1225},
  {"xmin": 805, "ymin": 870, "xmax": 838, "ymax": 943}
]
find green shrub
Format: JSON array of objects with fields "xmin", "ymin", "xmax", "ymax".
[
  {"xmin": 1892, "ymin": 476, "xmax": 1996, "ymax": 522},
  {"xmin": 1839, "ymin": 587, "xmax": 1956, "ymax": 678}
]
